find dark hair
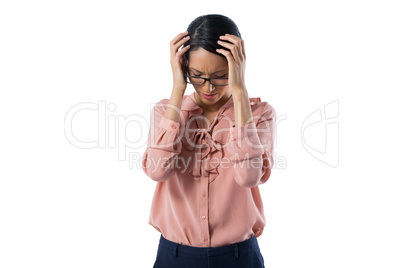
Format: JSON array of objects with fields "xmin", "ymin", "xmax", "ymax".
[{"xmin": 183, "ymin": 14, "xmax": 242, "ymax": 76}]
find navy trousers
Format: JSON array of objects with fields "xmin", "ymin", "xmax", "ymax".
[{"xmin": 152, "ymin": 234, "xmax": 265, "ymax": 268}]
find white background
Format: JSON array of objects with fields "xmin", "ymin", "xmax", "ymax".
[{"xmin": 1, "ymin": 0, "xmax": 401, "ymax": 267}]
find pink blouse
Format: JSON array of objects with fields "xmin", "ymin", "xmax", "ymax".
[{"xmin": 142, "ymin": 91, "xmax": 276, "ymax": 247}]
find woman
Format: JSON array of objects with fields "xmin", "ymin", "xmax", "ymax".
[{"xmin": 142, "ymin": 14, "xmax": 276, "ymax": 268}]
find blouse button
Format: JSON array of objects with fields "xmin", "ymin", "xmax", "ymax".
[
  {"xmin": 203, "ymin": 237, "xmax": 207, "ymax": 242},
  {"xmin": 202, "ymin": 215, "xmax": 206, "ymax": 220},
  {"xmin": 172, "ymin": 124, "xmax": 177, "ymax": 129},
  {"xmin": 202, "ymin": 193, "xmax": 206, "ymax": 197}
]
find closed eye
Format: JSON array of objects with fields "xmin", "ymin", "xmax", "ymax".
[{"xmin": 192, "ymin": 74, "xmax": 227, "ymax": 78}]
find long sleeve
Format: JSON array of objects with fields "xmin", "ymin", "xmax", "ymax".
[
  {"xmin": 226, "ymin": 102, "xmax": 276, "ymax": 188},
  {"xmin": 142, "ymin": 99, "xmax": 182, "ymax": 182}
]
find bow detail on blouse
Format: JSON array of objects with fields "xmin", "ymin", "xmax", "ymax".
[
  {"xmin": 182, "ymin": 117, "xmax": 226, "ymax": 183},
  {"xmin": 179, "ymin": 92, "xmax": 262, "ymax": 183}
]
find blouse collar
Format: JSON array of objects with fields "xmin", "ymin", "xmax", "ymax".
[
  {"xmin": 181, "ymin": 91, "xmax": 261, "ymax": 120},
  {"xmin": 181, "ymin": 91, "xmax": 235, "ymax": 119}
]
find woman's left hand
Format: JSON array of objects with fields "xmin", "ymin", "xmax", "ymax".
[{"xmin": 216, "ymin": 34, "xmax": 247, "ymax": 92}]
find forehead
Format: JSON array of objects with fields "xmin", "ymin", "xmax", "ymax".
[{"xmin": 188, "ymin": 48, "xmax": 227, "ymax": 72}]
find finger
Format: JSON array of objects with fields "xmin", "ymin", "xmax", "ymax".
[
  {"xmin": 170, "ymin": 32, "xmax": 190, "ymax": 52},
  {"xmin": 171, "ymin": 37, "xmax": 190, "ymax": 57},
  {"xmin": 170, "ymin": 31, "xmax": 189, "ymax": 46},
  {"xmin": 174, "ymin": 35, "xmax": 190, "ymax": 51},
  {"xmin": 220, "ymin": 34, "xmax": 244, "ymax": 61},
  {"xmin": 240, "ymin": 39, "xmax": 246, "ymax": 60},
  {"xmin": 229, "ymin": 35, "xmax": 243, "ymax": 62},
  {"xmin": 217, "ymin": 39, "xmax": 241, "ymax": 63},
  {"xmin": 177, "ymin": 45, "xmax": 191, "ymax": 73},
  {"xmin": 216, "ymin": 47, "xmax": 234, "ymax": 65},
  {"xmin": 177, "ymin": 44, "xmax": 190, "ymax": 56}
]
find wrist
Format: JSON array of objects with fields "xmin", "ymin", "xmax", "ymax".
[
  {"xmin": 231, "ymin": 87, "xmax": 248, "ymax": 99},
  {"xmin": 172, "ymin": 86, "xmax": 186, "ymax": 96},
  {"xmin": 231, "ymin": 85, "xmax": 246, "ymax": 92}
]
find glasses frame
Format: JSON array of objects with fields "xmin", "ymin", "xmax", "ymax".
[
  {"xmin": 183, "ymin": 74, "xmax": 229, "ymax": 86},
  {"xmin": 183, "ymin": 58, "xmax": 229, "ymax": 86}
]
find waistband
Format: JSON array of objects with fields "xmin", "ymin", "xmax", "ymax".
[{"xmin": 158, "ymin": 234, "xmax": 258, "ymax": 258}]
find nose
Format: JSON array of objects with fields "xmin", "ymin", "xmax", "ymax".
[{"xmin": 201, "ymin": 80, "xmax": 215, "ymax": 92}]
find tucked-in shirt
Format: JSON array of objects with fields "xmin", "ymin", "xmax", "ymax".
[{"xmin": 142, "ymin": 91, "xmax": 276, "ymax": 247}]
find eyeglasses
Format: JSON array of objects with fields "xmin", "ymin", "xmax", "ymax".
[{"xmin": 184, "ymin": 75, "xmax": 229, "ymax": 86}]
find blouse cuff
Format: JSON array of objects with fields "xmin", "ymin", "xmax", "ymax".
[
  {"xmin": 227, "ymin": 121, "xmax": 265, "ymax": 161},
  {"xmin": 158, "ymin": 116, "xmax": 181, "ymax": 134},
  {"xmin": 152, "ymin": 116, "xmax": 182, "ymax": 153}
]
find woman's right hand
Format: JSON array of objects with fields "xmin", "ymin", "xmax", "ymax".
[{"xmin": 170, "ymin": 31, "xmax": 191, "ymax": 92}]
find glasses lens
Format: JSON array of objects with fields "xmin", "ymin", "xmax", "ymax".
[
  {"xmin": 211, "ymin": 78, "xmax": 228, "ymax": 86},
  {"xmin": 188, "ymin": 77, "xmax": 205, "ymax": 85}
]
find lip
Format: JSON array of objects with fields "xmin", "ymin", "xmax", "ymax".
[
  {"xmin": 202, "ymin": 92, "xmax": 217, "ymax": 99},
  {"xmin": 202, "ymin": 93, "xmax": 218, "ymax": 97}
]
